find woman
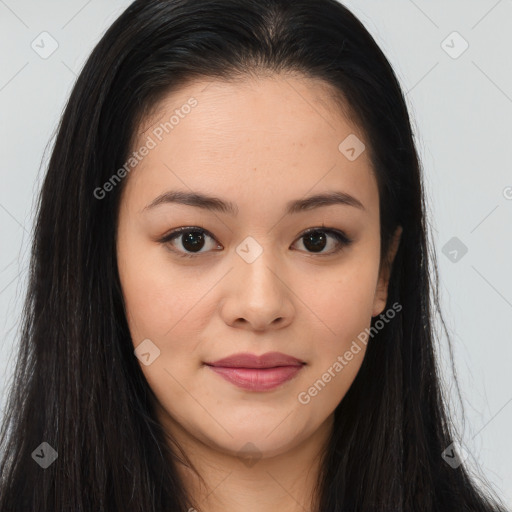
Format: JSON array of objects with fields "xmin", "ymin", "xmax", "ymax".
[{"xmin": 0, "ymin": 0, "xmax": 507, "ymax": 510}]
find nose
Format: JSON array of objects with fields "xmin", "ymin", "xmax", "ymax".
[{"xmin": 219, "ymin": 246, "xmax": 295, "ymax": 331}]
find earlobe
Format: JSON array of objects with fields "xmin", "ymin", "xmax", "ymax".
[{"xmin": 372, "ymin": 226, "xmax": 402, "ymax": 317}]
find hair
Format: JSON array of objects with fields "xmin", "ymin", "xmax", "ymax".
[{"xmin": 0, "ymin": 0, "xmax": 507, "ymax": 510}]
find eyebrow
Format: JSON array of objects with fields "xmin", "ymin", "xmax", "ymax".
[{"xmin": 143, "ymin": 190, "xmax": 365, "ymax": 215}]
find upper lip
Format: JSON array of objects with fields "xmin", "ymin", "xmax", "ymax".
[{"xmin": 205, "ymin": 351, "xmax": 305, "ymax": 368}]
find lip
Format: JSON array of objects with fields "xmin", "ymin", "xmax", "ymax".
[
  {"xmin": 206, "ymin": 351, "xmax": 305, "ymax": 368},
  {"xmin": 204, "ymin": 351, "xmax": 305, "ymax": 391}
]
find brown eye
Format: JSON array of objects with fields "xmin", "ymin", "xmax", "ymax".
[
  {"xmin": 160, "ymin": 227, "xmax": 222, "ymax": 258},
  {"xmin": 293, "ymin": 228, "xmax": 352, "ymax": 255}
]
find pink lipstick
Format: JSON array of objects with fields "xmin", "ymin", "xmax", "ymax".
[{"xmin": 204, "ymin": 351, "xmax": 305, "ymax": 391}]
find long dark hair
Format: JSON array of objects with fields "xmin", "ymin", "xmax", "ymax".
[{"xmin": 0, "ymin": 0, "xmax": 507, "ymax": 510}]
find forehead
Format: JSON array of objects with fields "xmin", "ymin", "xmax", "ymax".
[{"xmin": 126, "ymin": 74, "xmax": 378, "ymax": 219}]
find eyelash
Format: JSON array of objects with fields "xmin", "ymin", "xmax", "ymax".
[{"xmin": 158, "ymin": 226, "xmax": 353, "ymax": 259}]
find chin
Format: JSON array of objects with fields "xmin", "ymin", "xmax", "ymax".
[
  {"xmin": 192, "ymin": 414, "xmax": 312, "ymax": 459},
  {"xmin": 210, "ymin": 430, "xmax": 303, "ymax": 461}
]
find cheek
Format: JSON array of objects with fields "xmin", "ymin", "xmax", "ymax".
[
  {"xmin": 297, "ymin": 248, "xmax": 379, "ymax": 396},
  {"xmin": 118, "ymin": 247, "xmax": 208, "ymax": 396},
  {"xmin": 293, "ymin": 272, "xmax": 376, "ymax": 415},
  {"xmin": 117, "ymin": 234, "xmax": 201, "ymax": 341},
  {"xmin": 303, "ymin": 254, "xmax": 380, "ymax": 341},
  {"xmin": 117, "ymin": 239, "xmax": 223, "ymax": 401}
]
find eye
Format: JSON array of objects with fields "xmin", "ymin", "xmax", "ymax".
[
  {"xmin": 292, "ymin": 227, "xmax": 353, "ymax": 256},
  {"xmin": 158, "ymin": 226, "xmax": 353, "ymax": 258},
  {"xmin": 159, "ymin": 227, "xmax": 222, "ymax": 258}
]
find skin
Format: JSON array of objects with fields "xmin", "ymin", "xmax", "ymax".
[{"xmin": 116, "ymin": 74, "xmax": 401, "ymax": 512}]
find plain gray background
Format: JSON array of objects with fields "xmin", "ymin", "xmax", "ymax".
[{"xmin": 1, "ymin": 0, "xmax": 511, "ymax": 505}]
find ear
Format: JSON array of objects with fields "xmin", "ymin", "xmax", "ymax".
[{"xmin": 372, "ymin": 226, "xmax": 402, "ymax": 317}]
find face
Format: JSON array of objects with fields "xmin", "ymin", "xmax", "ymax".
[{"xmin": 116, "ymin": 74, "xmax": 401, "ymax": 461}]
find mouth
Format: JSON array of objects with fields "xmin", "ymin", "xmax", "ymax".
[{"xmin": 204, "ymin": 352, "xmax": 306, "ymax": 392}]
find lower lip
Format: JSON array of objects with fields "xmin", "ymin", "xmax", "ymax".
[{"xmin": 206, "ymin": 365, "xmax": 304, "ymax": 391}]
